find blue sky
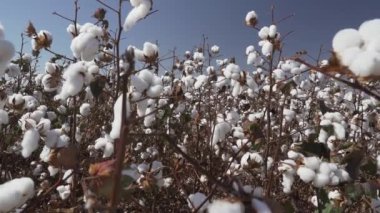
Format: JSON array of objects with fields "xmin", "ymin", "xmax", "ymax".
[{"xmin": 0, "ymin": 0, "xmax": 379, "ymax": 71}]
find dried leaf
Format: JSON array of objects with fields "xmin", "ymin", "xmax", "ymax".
[
  {"xmin": 93, "ymin": 8, "xmax": 106, "ymax": 21},
  {"xmin": 25, "ymin": 21, "xmax": 37, "ymax": 37}
]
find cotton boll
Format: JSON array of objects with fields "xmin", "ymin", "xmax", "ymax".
[
  {"xmin": 303, "ymin": 156, "xmax": 321, "ymax": 170},
  {"xmin": 349, "ymin": 50, "xmax": 380, "ymax": 77},
  {"xmin": 0, "ymin": 177, "xmax": 34, "ymax": 212},
  {"xmin": 70, "ymin": 33, "xmax": 99, "ymax": 61},
  {"xmin": 56, "ymin": 185, "xmax": 71, "ymax": 200},
  {"xmin": 80, "ymin": 103, "xmax": 91, "ymax": 116},
  {"xmin": 212, "ymin": 121, "xmax": 231, "ymax": 145},
  {"xmin": 318, "ymin": 162, "xmax": 332, "ymax": 175},
  {"xmin": 211, "ymin": 45, "xmax": 220, "ymax": 54},
  {"xmin": 313, "ymin": 173, "xmax": 330, "ymax": 188},
  {"xmin": 358, "ymin": 19, "xmax": 380, "ymax": 44},
  {"xmin": 144, "ymin": 107, "xmax": 155, "ymax": 127},
  {"xmin": 297, "ymin": 166, "xmax": 316, "ymax": 183},
  {"xmin": 187, "ymin": 192, "xmax": 209, "ymax": 211},
  {"xmin": 0, "ymin": 39, "xmax": 15, "ymax": 76},
  {"xmin": 339, "ymin": 47, "xmax": 362, "ymax": 67},
  {"xmin": 251, "ymin": 198, "xmax": 272, "ymax": 213},
  {"xmin": 332, "ymin": 122, "xmax": 345, "ymax": 139},
  {"xmin": 268, "ymin": 25, "xmax": 277, "ymax": 38},
  {"xmin": 143, "ymin": 42, "xmax": 158, "ymax": 59},
  {"xmin": 123, "ymin": 0, "xmax": 152, "ymax": 31},
  {"xmin": 94, "ymin": 136, "xmax": 114, "ymax": 158},
  {"xmin": 282, "ymin": 172, "xmax": 294, "ymax": 193},
  {"xmin": 110, "ymin": 95, "xmax": 131, "ymax": 139},
  {"xmin": 245, "ymin": 10, "xmax": 258, "ymax": 27},
  {"xmin": 332, "ymin": 28, "xmax": 363, "ymax": 53},
  {"xmin": 261, "ymin": 41, "xmax": 273, "ymax": 56},
  {"xmin": 208, "ymin": 200, "xmax": 245, "ymax": 213},
  {"xmin": 194, "ymin": 75, "xmax": 208, "ymax": 89},
  {"xmin": 21, "ymin": 129, "xmax": 40, "ymax": 158},
  {"xmin": 258, "ymin": 26, "xmax": 269, "ymax": 40},
  {"xmin": 6, "ymin": 63, "xmax": 20, "ymax": 78},
  {"xmin": 131, "ymin": 75, "xmax": 149, "ymax": 92},
  {"xmin": 0, "ymin": 109, "xmax": 8, "ymax": 125},
  {"xmin": 146, "ymin": 84, "xmax": 163, "ymax": 98}
]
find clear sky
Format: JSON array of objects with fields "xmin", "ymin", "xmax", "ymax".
[{"xmin": 0, "ymin": 0, "xmax": 379, "ymax": 71}]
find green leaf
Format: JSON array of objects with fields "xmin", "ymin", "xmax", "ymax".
[
  {"xmin": 360, "ymin": 158, "xmax": 377, "ymax": 176},
  {"xmin": 300, "ymin": 142, "xmax": 330, "ymax": 159},
  {"xmin": 322, "ymin": 203, "xmax": 342, "ymax": 213},
  {"xmin": 344, "ymin": 183, "xmax": 364, "ymax": 200}
]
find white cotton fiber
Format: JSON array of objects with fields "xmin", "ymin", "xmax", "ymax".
[
  {"xmin": 0, "ymin": 177, "xmax": 34, "ymax": 212},
  {"xmin": 21, "ymin": 129, "xmax": 40, "ymax": 158},
  {"xmin": 332, "ymin": 28, "xmax": 362, "ymax": 53},
  {"xmin": 123, "ymin": 0, "xmax": 152, "ymax": 31}
]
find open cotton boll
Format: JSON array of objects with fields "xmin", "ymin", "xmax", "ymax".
[
  {"xmin": 208, "ymin": 200, "xmax": 245, "ymax": 213},
  {"xmin": 80, "ymin": 103, "xmax": 91, "ymax": 116},
  {"xmin": 187, "ymin": 192, "xmax": 209, "ymax": 211},
  {"xmin": 358, "ymin": 19, "xmax": 380, "ymax": 44},
  {"xmin": 246, "ymin": 45, "xmax": 255, "ymax": 55},
  {"xmin": 6, "ymin": 63, "xmax": 20, "ymax": 78},
  {"xmin": 303, "ymin": 156, "xmax": 321, "ymax": 171},
  {"xmin": 131, "ymin": 75, "xmax": 149, "ymax": 93},
  {"xmin": 144, "ymin": 107, "xmax": 155, "ymax": 127},
  {"xmin": 56, "ymin": 185, "xmax": 71, "ymax": 200},
  {"xmin": 0, "ymin": 39, "xmax": 15, "ymax": 76},
  {"xmin": 212, "ymin": 121, "xmax": 231, "ymax": 145},
  {"xmin": 143, "ymin": 42, "xmax": 158, "ymax": 58},
  {"xmin": 123, "ymin": 0, "xmax": 152, "ymax": 31},
  {"xmin": 146, "ymin": 84, "xmax": 163, "ymax": 98},
  {"xmin": 339, "ymin": 47, "xmax": 362, "ymax": 67},
  {"xmin": 21, "ymin": 129, "xmax": 40, "ymax": 158},
  {"xmin": 349, "ymin": 50, "xmax": 380, "ymax": 77},
  {"xmin": 110, "ymin": 95, "xmax": 131, "ymax": 139},
  {"xmin": 332, "ymin": 122, "xmax": 345, "ymax": 139},
  {"xmin": 211, "ymin": 45, "xmax": 220, "ymax": 54},
  {"xmin": 94, "ymin": 136, "xmax": 114, "ymax": 158},
  {"xmin": 194, "ymin": 75, "xmax": 208, "ymax": 89},
  {"xmin": 251, "ymin": 198, "xmax": 272, "ymax": 213},
  {"xmin": 224, "ymin": 63, "xmax": 240, "ymax": 80},
  {"xmin": 72, "ymin": 33, "xmax": 100, "ymax": 61},
  {"xmin": 297, "ymin": 166, "xmax": 316, "ymax": 183},
  {"xmin": 332, "ymin": 28, "xmax": 363, "ymax": 53},
  {"xmin": 313, "ymin": 173, "xmax": 330, "ymax": 188},
  {"xmin": 282, "ymin": 172, "xmax": 294, "ymax": 193},
  {"xmin": 0, "ymin": 109, "xmax": 8, "ymax": 125},
  {"xmin": 268, "ymin": 25, "xmax": 277, "ymax": 38},
  {"xmin": 258, "ymin": 26, "xmax": 269, "ymax": 40},
  {"xmin": 0, "ymin": 177, "xmax": 34, "ymax": 212},
  {"xmin": 261, "ymin": 40, "xmax": 273, "ymax": 56}
]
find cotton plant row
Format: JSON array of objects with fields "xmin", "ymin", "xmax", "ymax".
[{"xmin": 1, "ymin": 3, "xmax": 380, "ymax": 212}]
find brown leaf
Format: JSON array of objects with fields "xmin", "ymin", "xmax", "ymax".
[
  {"xmin": 25, "ymin": 21, "xmax": 37, "ymax": 37},
  {"xmin": 89, "ymin": 159, "xmax": 115, "ymax": 177},
  {"xmin": 49, "ymin": 145, "xmax": 78, "ymax": 169},
  {"xmin": 93, "ymin": 8, "xmax": 106, "ymax": 21}
]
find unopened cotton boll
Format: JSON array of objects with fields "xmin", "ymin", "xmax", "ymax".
[{"xmin": 0, "ymin": 177, "xmax": 34, "ymax": 212}]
